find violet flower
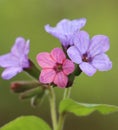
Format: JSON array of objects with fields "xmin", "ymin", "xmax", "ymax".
[
  {"xmin": 45, "ymin": 18, "xmax": 86, "ymax": 49},
  {"xmin": 67, "ymin": 31, "xmax": 112, "ymax": 76},
  {"xmin": 0, "ymin": 37, "xmax": 30, "ymax": 79},
  {"xmin": 36, "ymin": 48, "xmax": 75, "ymax": 88}
]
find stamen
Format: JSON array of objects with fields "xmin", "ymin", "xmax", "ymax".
[
  {"xmin": 54, "ymin": 63, "xmax": 63, "ymax": 72},
  {"xmin": 82, "ymin": 53, "xmax": 89, "ymax": 62}
]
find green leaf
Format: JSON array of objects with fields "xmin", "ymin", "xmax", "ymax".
[
  {"xmin": 59, "ymin": 99, "xmax": 118, "ymax": 116},
  {"xmin": 1, "ymin": 116, "xmax": 52, "ymax": 130}
]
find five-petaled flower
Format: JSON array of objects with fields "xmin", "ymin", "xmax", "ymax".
[
  {"xmin": 0, "ymin": 37, "xmax": 30, "ymax": 80},
  {"xmin": 67, "ymin": 31, "xmax": 112, "ymax": 76},
  {"xmin": 45, "ymin": 18, "xmax": 86, "ymax": 49},
  {"xmin": 36, "ymin": 48, "xmax": 75, "ymax": 88}
]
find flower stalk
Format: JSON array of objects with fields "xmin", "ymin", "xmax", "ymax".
[
  {"xmin": 56, "ymin": 87, "xmax": 72, "ymax": 130},
  {"xmin": 48, "ymin": 86, "xmax": 57, "ymax": 130}
]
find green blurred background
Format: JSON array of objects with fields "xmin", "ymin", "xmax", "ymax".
[{"xmin": 0, "ymin": 0, "xmax": 118, "ymax": 130}]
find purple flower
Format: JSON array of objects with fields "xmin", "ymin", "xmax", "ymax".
[
  {"xmin": 45, "ymin": 18, "xmax": 86, "ymax": 49},
  {"xmin": 0, "ymin": 37, "xmax": 30, "ymax": 80},
  {"xmin": 67, "ymin": 31, "xmax": 112, "ymax": 76}
]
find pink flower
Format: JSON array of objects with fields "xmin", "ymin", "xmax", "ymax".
[{"xmin": 36, "ymin": 48, "xmax": 75, "ymax": 88}]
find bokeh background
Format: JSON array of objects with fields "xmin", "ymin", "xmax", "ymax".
[{"xmin": 0, "ymin": 0, "xmax": 118, "ymax": 130}]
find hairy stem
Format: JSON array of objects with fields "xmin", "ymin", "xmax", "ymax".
[
  {"xmin": 48, "ymin": 86, "xmax": 57, "ymax": 130},
  {"xmin": 56, "ymin": 87, "xmax": 72, "ymax": 130},
  {"xmin": 63, "ymin": 87, "xmax": 72, "ymax": 99}
]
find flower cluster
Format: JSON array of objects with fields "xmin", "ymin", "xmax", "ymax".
[
  {"xmin": 0, "ymin": 18, "xmax": 112, "ymax": 88},
  {"xmin": 45, "ymin": 18, "xmax": 112, "ymax": 77}
]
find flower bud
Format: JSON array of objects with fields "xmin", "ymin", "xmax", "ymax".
[
  {"xmin": 30, "ymin": 92, "xmax": 45, "ymax": 108},
  {"xmin": 11, "ymin": 81, "xmax": 40, "ymax": 93},
  {"xmin": 20, "ymin": 87, "xmax": 44, "ymax": 99}
]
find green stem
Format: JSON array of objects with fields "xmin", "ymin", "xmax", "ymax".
[
  {"xmin": 56, "ymin": 87, "xmax": 72, "ymax": 130},
  {"xmin": 48, "ymin": 86, "xmax": 57, "ymax": 130},
  {"xmin": 63, "ymin": 87, "xmax": 72, "ymax": 99}
]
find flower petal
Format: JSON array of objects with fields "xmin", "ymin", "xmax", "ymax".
[
  {"xmin": 88, "ymin": 35, "xmax": 110, "ymax": 57},
  {"xmin": 69, "ymin": 18, "xmax": 87, "ymax": 31},
  {"xmin": 55, "ymin": 18, "xmax": 86, "ymax": 34},
  {"xmin": 20, "ymin": 55, "xmax": 30, "ymax": 68},
  {"xmin": 74, "ymin": 31, "xmax": 90, "ymax": 54},
  {"xmin": 79, "ymin": 62, "xmax": 96, "ymax": 76},
  {"xmin": 45, "ymin": 18, "xmax": 86, "ymax": 36},
  {"xmin": 67, "ymin": 46, "xmax": 82, "ymax": 64},
  {"xmin": 51, "ymin": 48, "xmax": 66, "ymax": 64},
  {"xmin": 63, "ymin": 59, "xmax": 75, "ymax": 75},
  {"xmin": 45, "ymin": 24, "xmax": 70, "ymax": 48},
  {"xmin": 36, "ymin": 52, "xmax": 55, "ymax": 68},
  {"xmin": 24, "ymin": 40, "xmax": 30, "ymax": 55},
  {"xmin": 0, "ymin": 53, "xmax": 19, "ymax": 67},
  {"xmin": 54, "ymin": 72, "xmax": 68, "ymax": 88},
  {"xmin": 1, "ymin": 67, "xmax": 22, "ymax": 80},
  {"xmin": 45, "ymin": 18, "xmax": 86, "ymax": 48},
  {"xmin": 92, "ymin": 53, "xmax": 112, "ymax": 71},
  {"xmin": 11, "ymin": 37, "xmax": 30, "ymax": 57},
  {"xmin": 39, "ymin": 69, "xmax": 56, "ymax": 84},
  {"xmin": 45, "ymin": 24, "xmax": 64, "ymax": 39}
]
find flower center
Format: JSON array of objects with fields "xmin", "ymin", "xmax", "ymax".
[
  {"xmin": 82, "ymin": 53, "xmax": 90, "ymax": 62},
  {"xmin": 54, "ymin": 63, "xmax": 63, "ymax": 72}
]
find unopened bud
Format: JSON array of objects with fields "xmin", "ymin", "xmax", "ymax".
[
  {"xmin": 31, "ymin": 92, "xmax": 45, "ymax": 108},
  {"xmin": 11, "ymin": 81, "xmax": 40, "ymax": 93},
  {"xmin": 20, "ymin": 87, "xmax": 44, "ymax": 99}
]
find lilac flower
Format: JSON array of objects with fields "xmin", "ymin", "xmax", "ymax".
[
  {"xmin": 0, "ymin": 37, "xmax": 30, "ymax": 80},
  {"xmin": 67, "ymin": 31, "xmax": 112, "ymax": 76},
  {"xmin": 36, "ymin": 48, "xmax": 75, "ymax": 88},
  {"xmin": 45, "ymin": 18, "xmax": 86, "ymax": 49}
]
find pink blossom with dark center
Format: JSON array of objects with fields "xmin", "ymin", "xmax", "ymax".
[
  {"xmin": 0, "ymin": 37, "xmax": 30, "ymax": 79},
  {"xmin": 67, "ymin": 31, "xmax": 112, "ymax": 76},
  {"xmin": 45, "ymin": 18, "xmax": 86, "ymax": 49},
  {"xmin": 36, "ymin": 48, "xmax": 75, "ymax": 88}
]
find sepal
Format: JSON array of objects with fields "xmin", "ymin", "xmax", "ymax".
[
  {"xmin": 19, "ymin": 87, "xmax": 45, "ymax": 99},
  {"xmin": 24, "ymin": 59, "xmax": 40, "ymax": 80}
]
